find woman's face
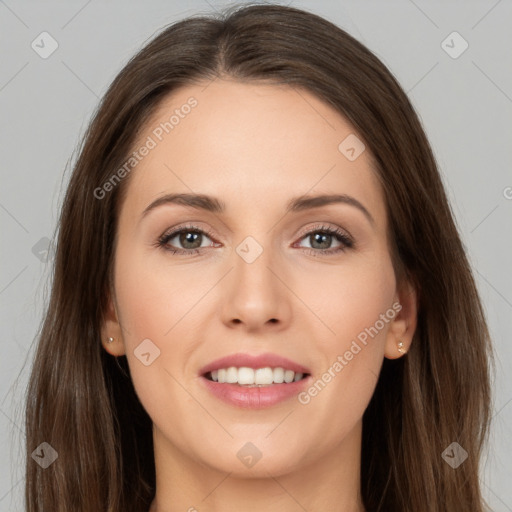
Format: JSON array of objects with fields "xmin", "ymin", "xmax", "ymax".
[{"xmin": 102, "ymin": 79, "xmax": 414, "ymax": 478}]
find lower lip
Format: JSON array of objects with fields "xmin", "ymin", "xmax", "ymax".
[{"xmin": 200, "ymin": 375, "xmax": 311, "ymax": 409}]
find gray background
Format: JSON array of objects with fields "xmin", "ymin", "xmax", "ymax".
[{"xmin": 1, "ymin": 0, "xmax": 511, "ymax": 510}]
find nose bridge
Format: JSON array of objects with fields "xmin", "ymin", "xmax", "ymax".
[{"xmin": 233, "ymin": 233, "xmax": 278, "ymax": 300}]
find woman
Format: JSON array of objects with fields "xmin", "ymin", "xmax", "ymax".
[{"xmin": 24, "ymin": 3, "xmax": 493, "ymax": 511}]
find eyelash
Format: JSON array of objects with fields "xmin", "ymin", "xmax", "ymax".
[{"xmin": 155, "ymin": 223, "xmax": 354, "ymax": 257}]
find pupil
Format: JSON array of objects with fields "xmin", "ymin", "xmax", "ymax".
[
  {"xmin": 181, "ymin": 231, "xmax": 201, "ymax": 249},
  {"xmin": 312, "ymin": 233, "xmax": 331, "ymax": 249}
]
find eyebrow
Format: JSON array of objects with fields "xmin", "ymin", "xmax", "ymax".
[{"xmin": 141, "ymin": 192, "xmax": 375, "ymax": 226}]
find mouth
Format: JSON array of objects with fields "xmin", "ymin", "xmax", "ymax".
[
  {"xmin": 199, "ymin": 367, "xmax": 312, "ymax": 408},
  {"xmin": 198, "ymin": 353, "xmax": 312, "ymax": 407},
  {"xmin": 202, "ymin": 367, "xmax": 311, "ymax": 387}
]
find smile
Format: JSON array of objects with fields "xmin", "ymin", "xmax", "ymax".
[{"xmin": 206, "ymin": 366, "xmax": 308, "ymax": 386}]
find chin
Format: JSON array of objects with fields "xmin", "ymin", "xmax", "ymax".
[{"xmin": 197, "ymin": 443, "xmax": 307, "ymax": 478}]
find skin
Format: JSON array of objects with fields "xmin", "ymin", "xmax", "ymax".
[{"xmin": 101, "ymin": 78, "xmax": 417, "ymax": 512}]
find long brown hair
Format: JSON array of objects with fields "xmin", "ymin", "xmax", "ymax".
[{"xmin": 24, "ymin": 3, "xmax": 493, "ymax": 511}]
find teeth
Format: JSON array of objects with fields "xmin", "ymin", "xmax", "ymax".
[
  {"xmin": 226, "ymin": 367, "xmax": 238, "ymax": 383},
  {"xmin": 209, "ymin": 367, "xmax": 305, "ymax": 385},
  {"xmin": 273, "ymin": 367, "xmax": 284, "ymax": 383}
]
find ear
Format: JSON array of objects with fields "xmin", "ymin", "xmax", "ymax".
[
  {"xmin": 384, "ymin": 277, "xmax": 418, "ymax": 359},
  {"xmin": 99, "ymin": 292, "xmax": 126, "ymax": 357}
]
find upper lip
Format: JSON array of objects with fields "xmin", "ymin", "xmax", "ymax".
[{"xmin": 199, "ymin": 352, "xmax": 311, "ymax": 376}]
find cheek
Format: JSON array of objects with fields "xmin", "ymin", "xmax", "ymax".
[
  {"xmin": 331, "ymin": 266, "xmax": 395, "ymax": 344},
  {"xmin": 114, "ymin": 246, "xmax": 201, "ymax": 337},
  {"xmin": 300, "ymin": 257, "xmax": 395, "ymax": 418},
  {"xmin": 112, "ymin": 249, "xmax": 204, "ymax": 434},
  {"xmin": 298, "ymin": 249, "xmax": 396, "ymax": 345},
  {"xmin": 294, "ymin": 252, "xmax": 395, "ymax": 395}
]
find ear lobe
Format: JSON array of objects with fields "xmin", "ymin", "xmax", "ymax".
[
  {"xmin": 100, "ymin": 295, "xmax": 126, "ymax": 356},
  {"xmin": 384, "ymin": 279, "xmax": 418, "ymax": 360}
]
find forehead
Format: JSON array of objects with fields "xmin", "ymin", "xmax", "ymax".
[{"xmin": 122, "ymin": 79, "xmax": 387, "ymax": 228}]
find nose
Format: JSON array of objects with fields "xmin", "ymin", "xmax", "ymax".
[{"xmin": 219, "ymin": 241, "xmax": 292, "ymax": 333}]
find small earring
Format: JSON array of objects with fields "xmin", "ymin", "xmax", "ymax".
[
  {"xmin": 107, "ymin": 337, "xmax": 115, "ymax": 344},
  {"xmin": 397, "ymin": 341, "xmax": 406, "ymax": 354}
]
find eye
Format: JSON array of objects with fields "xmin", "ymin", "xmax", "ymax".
[
  {"xmin": 294, "ymin": 224, "xmax": 354, "ymax": 256},
  {"xmin": 156, "ymin": 224, "xmax": 218, "ymax": 255},
  {"xmin": 155, "ymin": 223, "xmax": 354, "ymax": 256}
]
